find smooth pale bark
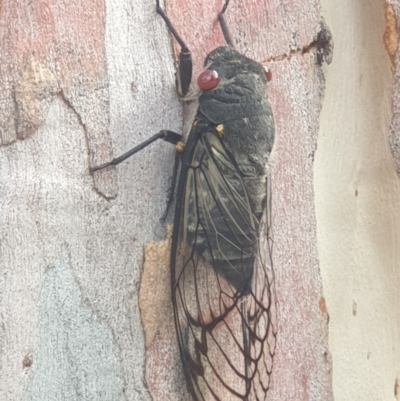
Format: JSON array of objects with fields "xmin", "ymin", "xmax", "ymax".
[
  {"xmin": 316, "ymin": 1, "xmax": 400, "ymax": 400},
  {"xmin": 0, "ymin": 0, "xmax": 334, "ymax": 400}
]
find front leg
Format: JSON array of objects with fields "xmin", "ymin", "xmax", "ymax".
[{"xmin": 156, "ymin": 0, "xmax": 192, "ymax": 97}]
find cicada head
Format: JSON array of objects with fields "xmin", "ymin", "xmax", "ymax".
[
  {"xmin": 200, "ymin": 46, "xmax": 267, "ymax": 93},
  {"xmin": 197, "ymin": 46, "xmax": 270, "ymax": 124}
]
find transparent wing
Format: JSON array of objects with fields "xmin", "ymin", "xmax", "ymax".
[{"xmin": 171, "ymin": 130, "xmax": 276, "ymax": 401}]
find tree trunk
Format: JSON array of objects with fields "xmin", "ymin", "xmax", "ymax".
[
  {"xmin": 0, "ymin": 0, "xmax": 345, "ymax": 400},
  {"xmin": 316, "ymin": 0, "xmax": 400, "ymax": 400}
]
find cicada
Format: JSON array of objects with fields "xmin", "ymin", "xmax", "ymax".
[{"xmin": 91, "ymin": 1, "xmax": 277, "ymax": 399}]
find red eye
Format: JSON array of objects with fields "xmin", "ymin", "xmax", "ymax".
[
  {"xmin": 264, "ymin": 67, "xmax": 272, "ymax": 82},
  {"xmin": 197, "ymin": 70, "xmax": 220, "ymax": 90}
]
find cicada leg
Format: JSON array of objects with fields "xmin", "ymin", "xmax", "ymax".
[
  {"xmin": 156, "ymin": 0, "xmax": 192, "ymax": 97},
  {"xmin": 90, "ymin": 130, "xmax": 182, "ymax": 172},
  {"xmin": 218, "ymin": 0, "xmax": 234, "ymax": 47}
]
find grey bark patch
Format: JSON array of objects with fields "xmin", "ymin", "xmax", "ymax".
[{"xmin": 23, "ymin": 263, "xmax": 127, "ymax": 401}]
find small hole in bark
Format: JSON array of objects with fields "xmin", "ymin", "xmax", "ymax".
[{"xmin": 23, "ymin": 354, "xmax": 33, "ymax": 368}]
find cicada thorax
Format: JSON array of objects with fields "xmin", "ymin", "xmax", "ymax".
[
  {"xmin": 197, "ymin": 46, "xmax": 275, "ymax": 217},
  {"xmin": 170, "ymin": 45, "xmax": 276, "ymax": 400}
]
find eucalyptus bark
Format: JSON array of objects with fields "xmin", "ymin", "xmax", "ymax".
[{"xmin": 0, "ymin": 1, "xmax": 336, "ymax": 400}]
